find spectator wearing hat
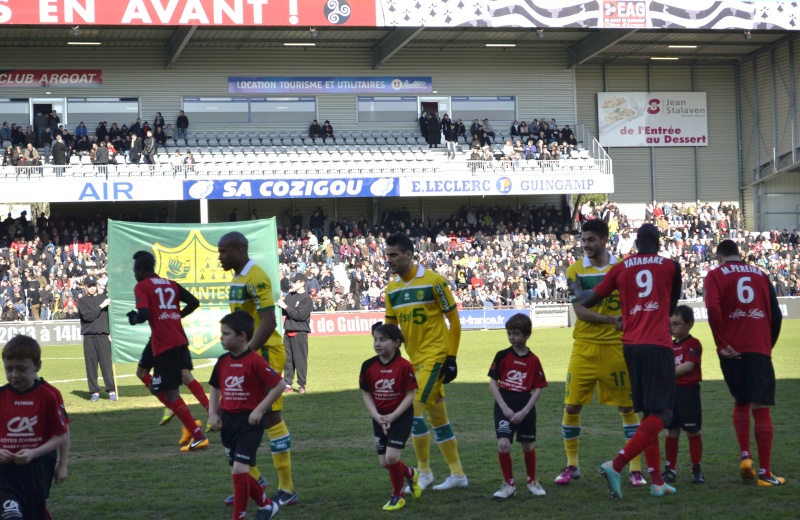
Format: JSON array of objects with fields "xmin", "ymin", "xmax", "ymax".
[
  {"xmin": 277, "ymin": 272, "xmax": 313, "ymax": 394},
  {"xmin": 78, "ymin": 275, "xmax": 116, "ymax": 401}
]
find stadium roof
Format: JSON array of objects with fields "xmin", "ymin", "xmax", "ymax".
[{"xmin": 1, "ymin": 26, "xmax": 795, "ymax": 68}]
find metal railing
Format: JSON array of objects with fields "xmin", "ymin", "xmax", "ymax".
[{"xmin": 1, "ymin": 158, "xmax": 613, "ymax": 181}]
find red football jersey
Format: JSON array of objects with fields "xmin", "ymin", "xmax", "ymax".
[
  {"xmin": 40, "ymin": 379, "xmax": 71, "ymax": 426},
  {"xmin": 704, "ymin": 261, "xmax": 777, "ymax": 356},
  {"xmin": 134, "ymin": 275, "xmax": 189, "ymax": 356},
  {"xmin": 672, "ymin": 336, "xmax": 702, "ymax": 387},
  {"xmin": 0, "ymin": 381, "xmax": 69, "ymax": 452},
  {"xmin": 209, "ymin": 349, "xmax": 283, "ymax": 414},
  {"xmin": 488, "ymin": 347, "xmax": 548, "ymax": 393},
  {"xmin": 359, "ymin": 352, "xmax": 418, "ymax": 415},
  {"xmin": 594, "ymin": 254, "xmax": 681, "ymax": 348}
]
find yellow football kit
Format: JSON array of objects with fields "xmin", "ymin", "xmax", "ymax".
[
  {"xmin": 229, "ymin": 259, "xmax": 286, "ymax": 411},
  {"xmin": 565, "ymin": 255, "xmax": 631, "ymax": 407},
  {"xmin": 385, "ymin": 265, "xmax": 457, "ymax": 405}
]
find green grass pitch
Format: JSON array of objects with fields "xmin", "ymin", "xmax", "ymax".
[{"xmin": 41, "ymin": 321, "xmax": 799, "ymax": 519}]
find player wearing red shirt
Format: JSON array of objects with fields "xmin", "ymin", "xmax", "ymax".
[
  {"xmin": 663, "ymin": 306, "xmax": 704, "ymax": 485},
  {"xmin": 128, "ymin": 251, "xmax": 208, "ymax": 452},
  {"xmin": 704, "ymin": 239, "xmax": 784, "ymax": 487},
  {"xmin": 488, "ymin": 313, "xmax": 548, "ymax": 499},
  {"xmin": 208, "ymin": 311, "xmax": 284, "ymax": 520},
  {"xmin": 360, "ymin": 322, "xmax": 421, "ymax": 512},
  {"xmin": 0, "ymin": 335, "xmax": 70, "ymax": 520},
  {"xmin": 574, "ymin": 224, "xmax": 681, "ymax": 499}
]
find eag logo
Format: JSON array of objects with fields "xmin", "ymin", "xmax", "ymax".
[
  {"xmin": 374, "ymin": 378, "xmax": 396, "ymax": 392},
  {"xmin": 391, "ymin": 79, "xmax": 403, "ymax": 90},
  {"xmin": 224, "ymin": 375, "xmax": 245, "ymax": 391},
  {"xmin": 497, "ymin": 177, "xmax": 512, "ymax": 194},
  {"xmin": 647, "ymin": 98, "xmax": 660, "ymax": 114},
  {"xmin": 7, "ymin": 416, "xmax": 37, "ymax": 437}
]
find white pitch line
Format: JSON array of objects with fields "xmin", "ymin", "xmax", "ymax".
[{"xmin": 48, "ymin": 361, "xmax": 217, "ymax": 384}]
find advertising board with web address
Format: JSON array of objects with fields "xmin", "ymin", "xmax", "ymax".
[{"xmin": 598, "ymin": 92, "xmax": 708, "ymax": 148}]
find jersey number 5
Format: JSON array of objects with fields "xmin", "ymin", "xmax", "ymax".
[{"xmin": 154, "ymin": 287, "xmax": 177, "ymax": 309}]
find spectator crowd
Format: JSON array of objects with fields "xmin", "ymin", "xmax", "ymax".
[
  {"xmin": 2, "ymin": 110, "xmax": 190, "ymax": 167},
  {"xmin": 2, "ymin": 199, "xmax": 799, "ymax": 322}
]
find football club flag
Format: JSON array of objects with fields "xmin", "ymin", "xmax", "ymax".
[{"xmin": 107, "ymin": 219, "xmax": 279, "ymax": 363}]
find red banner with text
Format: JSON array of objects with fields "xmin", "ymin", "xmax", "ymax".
[
  {"xmin": 0, "ymin": 70, "xmax": 102, "ymax": 88},
  {"xmin": 0, "ymin": 0, "xmax": 375, "ymax": 26}
]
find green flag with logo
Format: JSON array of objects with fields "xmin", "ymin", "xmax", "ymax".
[{"xmin": 107, "ymin": 219, "xmax": 280, "ymax": 363}]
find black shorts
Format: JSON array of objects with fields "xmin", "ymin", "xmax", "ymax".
[
  {"xmin": 151, "ymin": 345, "xmax": 188, "ymax": 393},
  {"xmin": 221, "ymin": 411, "xmax": 268, "ymax": 467},
  {"xmin": 139, "ymin": 340, "xmax": 194, "ymax": 371},
  {"xmin": 668, "ymin": 384, "xmax": 702, "ymax": 432},
  {"xmin": 494, "ymin": 402, "xmax": 537, "ymax": 443},
  {"xmin": 623, "ymin": 344, "xmax": 676, "ymax": 413},
  {"xmin": 372, "ymin": 407, "xmax": 413, "ymax": 455},
  {"xmin": 0, "ymin": 451, "xmax": 56, "ymax": 520},
  {"xmin": 720, "ymin": 353, "xmax": 776, "ymax": 406}
]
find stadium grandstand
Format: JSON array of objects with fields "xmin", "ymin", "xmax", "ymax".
[{"xmin": 0, "ymin": 0, "xmax": 799, "ymax": 320}]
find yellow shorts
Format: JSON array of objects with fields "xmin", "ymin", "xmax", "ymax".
[
  {"xmin": 258, "ymin": 344, "xmax": 286, "ymax": 412},
  {"xmin": 414, "ymin": 359, "xmax": 446, "ymax": 406},
  {"xmin": 564, "ymin": 339, "xmax": 632, "ymax": 407}
]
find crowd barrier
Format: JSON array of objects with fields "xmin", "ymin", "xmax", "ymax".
[
  {"xmin": 0, "ymin": 305, "xmax": 570, "ymax": 347},
  {"xmin": 8, "ymin": 298, "xmax": 792, "ymax": 348}
]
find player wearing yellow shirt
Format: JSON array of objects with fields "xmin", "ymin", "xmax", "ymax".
[
  {"xmin": 217, "ymin": 231, "xmax": 298, "ymax": 508},
  {"xmin": 555, "ymin": 220, "xmax": 646, "ymax": 487},
  {"xmin": 384, "ymin": 233, "xmax": 467, "ymax": 491}
]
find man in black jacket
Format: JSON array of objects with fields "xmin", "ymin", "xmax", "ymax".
[
  {"xmin": 278, "ymin": 272, "xmax": 313, "ymax": 394},
  {"xmin": 78, "ymin": 275, "xmax": 116, "ymax": 401}
]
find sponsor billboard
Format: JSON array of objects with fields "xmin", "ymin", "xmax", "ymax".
[
  {"xmin": 598, "ymin": 92, "xmax": 708, "ymax": 147},
  {"xmin": 0, "ymin": 1, "xmax": 794, "ymax": 29},
  {"xmin": 229, "ymin": 76, "xmax": 432, "ymax": 94},
  {"xmin": 0, "ymin": 179, "xmax": 184, "ymax": 203},
  {"xmin": 0, "ymin": 70, "xmax": 102, "ymax": 88},
  {"xmin": 398, "ymin": 174, "xmax": 614, "ymax": 197},
  {"xmin": 184, "ymin": 178, "xmax": 399, "ymax": 200}
]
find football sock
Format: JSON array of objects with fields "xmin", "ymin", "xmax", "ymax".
[
  {"xmin": 248, "ymin": 466, "xmax": 262, "ymax": 481},
  {"xmin": 187, "ymin": 379, "xmax": 209, "ymax": 411},
  {"xmin": 427, "ymin": 401, "xmax": 464, "ymax": 477},
  {"xmin": 665, "ymin": 435, "xmax": 679, "ymax": 470},
  {"xmin": 412, "ymin": 401, "xmax": 431, "ymax": 472},
  {"xmin": 248, "ymin": 475, "xmax": 270, "ymax": 507},
  {"xmin": 267, "ymin": 421, "xmax": 294, "ymax": 493},
  {"xmin": 139, "ymin": 373, "xmax": 169, "ymax": 407},
  {"xmin": 562, "ymin": 411, "xmax": 581, "ymax": 468},
  {"xmin": 688, "ymin": 434, "xmax": 703, "ymax": 466},
  {"xmin": 612, "ymin": 415, "xmax": 664, "ymax": 473},
  {"xmin": 621, "ymin": 411, "xmax": 642, "ymax": 473},
  {"xmin": 644, "ymin": 438, "xmax": 665, "ymax": 486},
  {"xmin": 752, "ymin": 407, "xmax": 773, "ymax": 475},
  {"xmin": 387, "ymin": 461, "xmax": 405, "ymax": 496},
  {"xmin": 401, "ymin": 462, "xmax": 414, "ymax": 480},
  {"xmin": 524, "ymin": 449, "xmax": 537, "ymax": 484},
  {"xmin": 732, "ymin": 403, "xmax": 752, "ymax": 457},
  {"xmin": 498, "ymin": 451, "xmax": 514, "ymax": 486},
  {"xmin": 171, "ymin": 398, "xmax": 204, "ymax": 441},
  {"xmin": 232, "ymin": 472, "xmax": 249, "ymax": 519}
]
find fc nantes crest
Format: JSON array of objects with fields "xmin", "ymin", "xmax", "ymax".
[{"xmin": 152, "ymin": 230, "xmax": 230, "ymax": 355}]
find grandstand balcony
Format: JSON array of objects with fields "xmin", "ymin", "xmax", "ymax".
[{"xmin": 1, "ymin": 138, "xmax": 612, "ymax": 183}]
